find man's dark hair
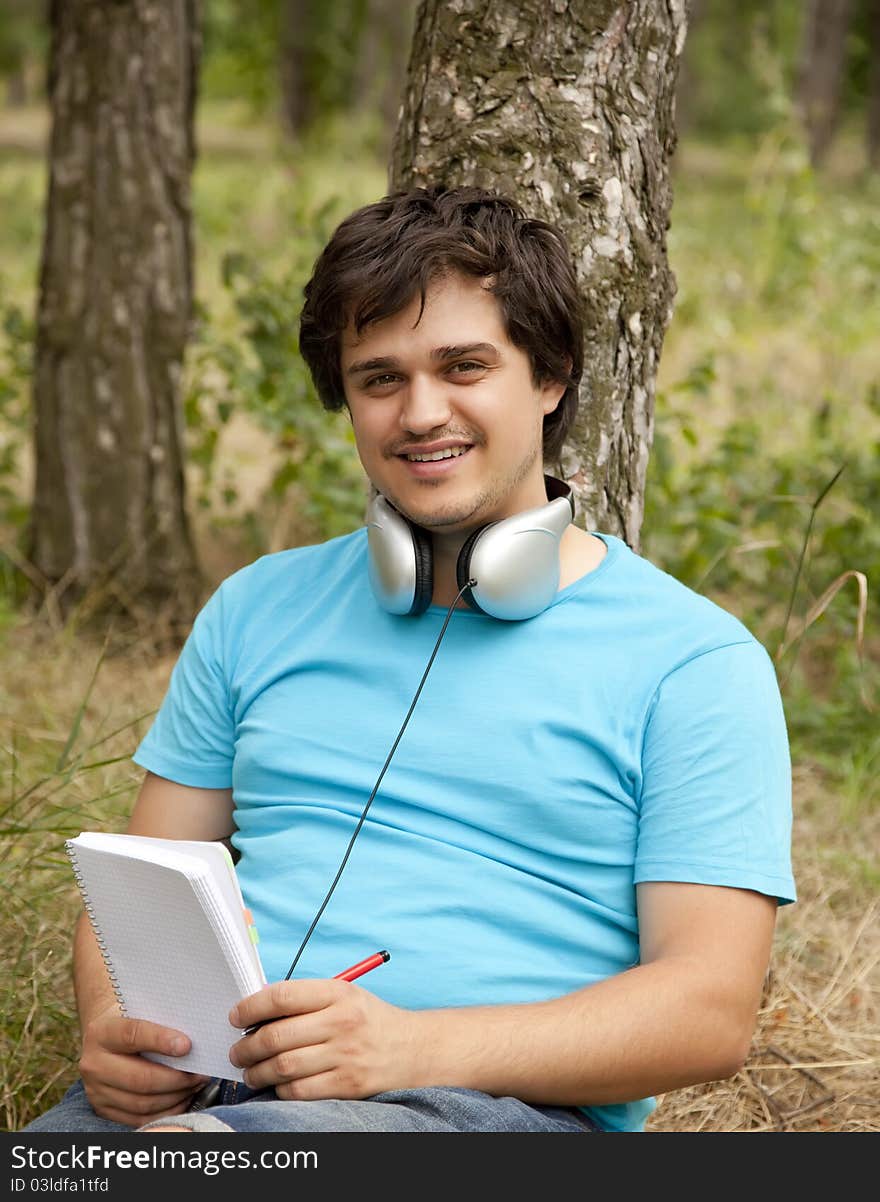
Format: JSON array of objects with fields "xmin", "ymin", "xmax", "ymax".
[{"xmin": 299, "ymin": 185, "xmax": 584, "ymax": 463}]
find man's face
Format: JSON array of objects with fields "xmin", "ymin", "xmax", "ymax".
[{"xmin": 340, "ymin": 272, "xmax": 565, "ymax": 534}]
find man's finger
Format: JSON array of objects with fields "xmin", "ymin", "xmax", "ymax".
[
  {"xmin": 229, "ymin": 1009, "xmax": 330, "ymax": 1070},
  {"xmin": 230, "ymin": 978, "xmax": 344, "ymax": 1029},
  {"xmin": 81, "ymin": 1051, "xmax": 210, "ymax": 1096},
  {"xmin": 234, "ymin": 1039, "xmax": 334, "ymax": 1090},
  {"xmin": 101, "ymin": 1016, "xmax": 192, "ymax": 1058},
  {"xmin": 89, "ymin": 1081, "xmax": 204, "ymax": 1119}
]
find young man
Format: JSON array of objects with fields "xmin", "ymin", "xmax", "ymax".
[{"xmin": 27, "ymin": 187, "xmax": 795, "ymax": 1135}]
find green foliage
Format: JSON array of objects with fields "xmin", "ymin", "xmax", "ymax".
[
  {"xmin": 285, "ymin": 0, "xmax": 373, "ymax": 126},
  {"xmin": 673, "ymin": 125, "xmax": 880, "ymax": 333},
  {"xmin": 0, "ymin": 0, "xmax": 46, "ymax": 79},
  {"xmin": 185, "ymin": 196, "xmax": 368, "ymax": 550},
  {"xmin": 840, "ymin": 0, "xmax": 879, "ymax": 116},
  {"xmin": 681, "ymin": 0, "xmax": 877, "ymax": 147},
  {"xmin": 200, "ymin": 0, "xmax": 415, "ymax": 144},
  {"xmin": 645, "ymin": 361, "xmax": 879, "ymax": 630},
  {"xmin": 680, "ymin": 0, "xmax": 805, "ymax": 140},
  {"xmin": 644, "ymin": 370, "xmax": 875, "ymax": 793},
  {"xmin": 646, "ymin": 126, "xmax": 880, "ymax": 784},
  {"xmin": 0, "ymin": 298, "xmax": 32, "ymax": 539},
  {"xmin": 644, "ymin": 365, "xmax": 879, "ymax": 786},
  {"xmin": 201, "ymin": 0, "xmax": 284, "ymax": 117},
  {"xmin": 181, "ymin": 115, "xmax": 387, "ymax": 551},
  {"xmin": 0, "ymin": 154, "xmax": 45, "ymax": 604}
]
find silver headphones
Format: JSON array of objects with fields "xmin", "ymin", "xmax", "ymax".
[{"xmin": 366, "ymin": 474, "xmax": 575, "ymax": 620}]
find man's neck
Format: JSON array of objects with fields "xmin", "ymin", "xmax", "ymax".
[{"xmin": 429, "ymin": 532, "xmax": 473, "ymax": 609}]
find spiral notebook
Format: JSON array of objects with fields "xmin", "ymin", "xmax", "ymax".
[{"xmin": 65, "ymin": 832, "xmax": 267, "ymax": 1081}]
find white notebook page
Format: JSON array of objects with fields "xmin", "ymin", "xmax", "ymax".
[{"xmin": 67, "ymin": 834, "xmax": 267, "ymax": 1081}]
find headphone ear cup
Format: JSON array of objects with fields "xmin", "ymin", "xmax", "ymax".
[
  {"xmin": 366, "ymin": 492, "xmax": 434, "ymax": 616},
  {"xmin": 409, "ymin": 523, "xmax": 434, "ymax": 616},
  {"xmin": 456, "ymin": 523, "xmax": 495, "ymax": 616}
]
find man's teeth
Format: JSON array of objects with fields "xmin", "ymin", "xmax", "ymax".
[{"xmin": 405, "ymin": 447, "xmax": 469, "ymax": 462}]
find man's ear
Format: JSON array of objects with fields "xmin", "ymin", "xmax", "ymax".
[
  {"xmin": 540, "ymin": 377, "xmax": 568, "ymax": 416},
  {"xmin": 539, "ymin": 355, "xmax": 572, "ymax": 415}
]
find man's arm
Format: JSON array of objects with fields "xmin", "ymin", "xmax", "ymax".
[
  {"xmin": 407, "ymin": 881, "xmax": 776, "ymax": 1104},
  {"xmin": 74, "ymin": 771, "xmax": 235, "ymax": 1126},
  {"xmin": 230, "ymin": 881, "xmax": 777, "ymax": 1107}
]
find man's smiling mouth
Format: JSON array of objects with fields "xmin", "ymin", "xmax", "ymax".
[{"xmin": 403, "ymin": 447, "xmax": 471, "ymax": 462}]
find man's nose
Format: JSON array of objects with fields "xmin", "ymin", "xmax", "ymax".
[{"xmin": 399, "ymin": 374, "xmax": 453, "ymax": 434}]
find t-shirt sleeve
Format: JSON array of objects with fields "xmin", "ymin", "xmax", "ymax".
[
  {"xmin": 132, "ymin": 584, "xmax": 235, "ymax": 789},
  {"xmin": 634, "ymin": 639, "xmax": 796, "ymax": 905}
]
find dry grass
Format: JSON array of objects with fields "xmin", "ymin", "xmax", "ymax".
[
  {"xmin": 648, "ymin": 764, "xmax": 880, "ymax": 1131},
  {"xmin": 1, "ymin": 603, "xmax": 877, "ymax": 1133},
  {"xmin": 1, "ymin": 616, "xmax": 177, "ymax": 1132}
]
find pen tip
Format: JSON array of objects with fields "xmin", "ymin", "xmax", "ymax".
[{"xmin": 381, "ymin": 950, "xmax": 390, "ymax": 961}]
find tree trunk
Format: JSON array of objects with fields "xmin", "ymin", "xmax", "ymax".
[
  {"xmin": 379, "ymin": 1, "xmax": 418, "ymax": 130},
  {"xmin": 279, "ymin": 0, "xmax": 313, "ymax": 137},
  {"xmin": 796, "ymin": 0, "xmax": 854, "ymax": 168},
  {"xmin": 351, "ymin": 0, "xmax": 418, "ymax": 134},
  {"xmin": 390, "ymin": 0, "xmax": 688, "ymax": 551},
  {"xmin": 30, "ymin": 0, "xmax": 202, "ymax": 633},
  {"xmin": 868, "ymin": 0, "xmax": 880, "ymax": 169}
]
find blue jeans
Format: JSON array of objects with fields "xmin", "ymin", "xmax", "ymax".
[{"xmin": 23, "ymin": 1078, "xmax": 601, "ymax": 1133}]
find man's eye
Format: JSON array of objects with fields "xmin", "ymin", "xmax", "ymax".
[
  {"xmin": 365, "ymin": 374, "xmax": 398, "ymax": 388},
  {"xmin": 449, "ymin": 361, "xmax": 485, "ymax": 374}
]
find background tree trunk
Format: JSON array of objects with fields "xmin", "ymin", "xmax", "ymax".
[
  {"xmin": 796, "ymin": 0, "xmax": 854, "ymax": 168},
  {"xmin": 868, "ymin": 0, "xmax": 880, "ymax": 169},
  {"xmin": 30, "ymin": 0, "xmax": 202, "ymax": 632},
  {"xmin": 279, "ymin": 0, "xmax": 313, "ymax": 137},
  {"xmin": 390, "ymin": 0, "xmax": 688, "ymax": 550},
  {"xmin": 352, "ymin": 0, "xmax": 417, "ymax": 134}
]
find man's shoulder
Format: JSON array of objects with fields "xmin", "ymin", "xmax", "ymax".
[
  {"xmin": 596, "ymin": 534, "xmax": 760, "ymax": 662},
  {"xmin": 223, "ymin": 527, "xmax": 366, "ymax": 592},
  {"xmin": 202, "ymin": 527, "xmax": 368, "ymax": 629}
]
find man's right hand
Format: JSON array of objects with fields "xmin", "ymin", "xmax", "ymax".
[{"xmin": 79, "ymin": 1008, "xmax": 211, "ymax": 1127}]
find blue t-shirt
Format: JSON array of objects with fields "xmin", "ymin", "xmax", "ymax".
[{"xmin": 133, "ymin": 529, "xmax": 796, "ymax": 1132}]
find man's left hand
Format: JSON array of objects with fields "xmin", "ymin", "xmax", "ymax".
[{"xmin": 228, "ymin": 979, "xmax": 424, "ymax": 1100}]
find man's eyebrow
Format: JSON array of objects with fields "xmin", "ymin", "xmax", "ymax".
[
  {"xmin": 431, "ymin": 342, "xmax": 499, "ymax": 362},
  {"xmin": 346, "ymin": 355, "xmax": 398, "ymax": 377},
  {"xmin": 345, "ymin": 342, "xmax": 500, "ymax": 377}
]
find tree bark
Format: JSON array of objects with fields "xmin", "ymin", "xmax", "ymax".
[
  {"xmin": 390, "ymin": 0, "xmax": 688, "ymax": 550},
  {"xmin": 30, "ymin": 0, "xmax": 202, "ymax": 632},
  {"xmin": 796, "ymin": 0, "xmax": 854, "ymax": 168}
]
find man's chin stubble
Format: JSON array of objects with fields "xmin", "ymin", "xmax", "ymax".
[{"xmin": 391, "ymin": 490, "xmax": 496, "ymax": 532}]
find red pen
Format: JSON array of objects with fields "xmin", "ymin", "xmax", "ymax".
[
  {"xmin": 240, "ymin": 951, "xmax": 391, "ymax": 1036},
  {"xmin": 334, "ymin": 950, "xmax": 390, "ymax": 982}
]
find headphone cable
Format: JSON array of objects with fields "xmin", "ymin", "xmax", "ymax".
[{"xmin": 282, "ymin": 577, "xmax": 477, "ymax": 981}]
